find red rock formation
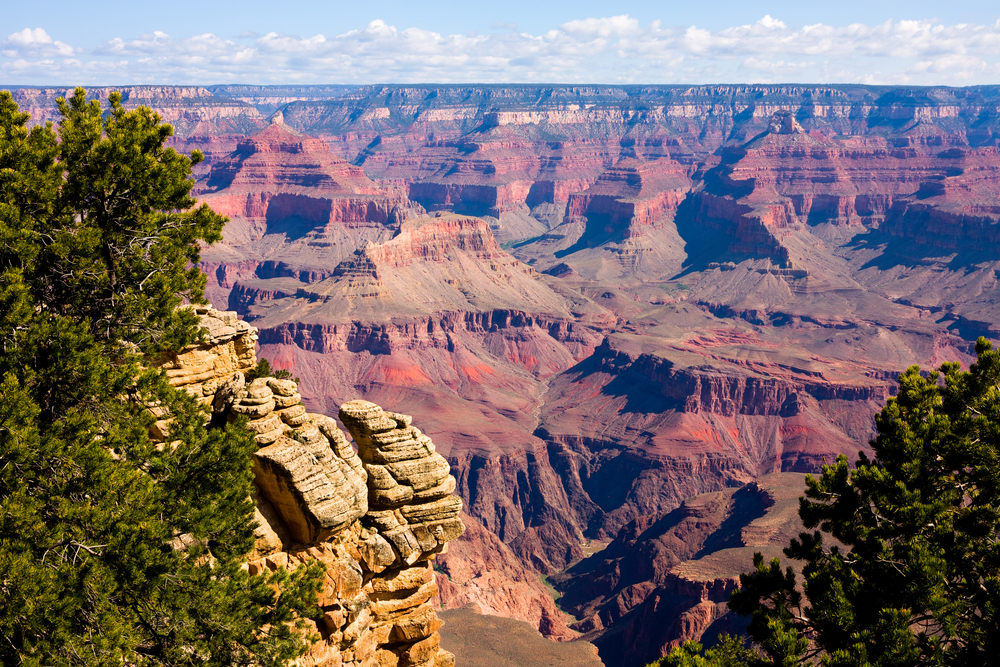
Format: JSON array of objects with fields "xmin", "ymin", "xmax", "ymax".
[
  {"xmin": 434, "ymin": 513, "xmax": 578, "ymax": 642},
  {"xmin": 512, "ymin": 156, "xmax": 695, "ymax": 281},
  {"xmin": 877, "ymin": 147, "xmax": 1000, "ymax": 249},
  {"xmin": 551, "ymin": 473, "xmax": 809, "ymax": 667},
  {"xmin": 195, "ymin": 119, "xmax": 419, "ymax": 307},
  {"xmin": 523, "ymin": 330, "xmax": 896, "ymax": 545},
  {"xmin": 400, "ymin": 126, "xmax": 613, "ymax": 242},
  {"xmin": 202, "ymin": 120, "xmax": 382, "ymax": 196},
  {"xmin": 563, "ymin": 158, "xmax": 691, "ymax": 237},
  {"xmin": 686, "ymin": 111, "xmax": 999, "ymax": 269},
  {"xmin": 239, "ymin": 215, "xmax": 594, "ymax": 326}
]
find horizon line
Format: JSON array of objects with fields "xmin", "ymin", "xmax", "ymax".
[{"xmin": 6, "ymin": 82, "xmax": 1000, "ymax": 90}]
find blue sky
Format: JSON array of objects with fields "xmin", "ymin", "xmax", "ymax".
[{"xmin": 3, "ymin": 0, "xmax": 1000, "ymax": 85}]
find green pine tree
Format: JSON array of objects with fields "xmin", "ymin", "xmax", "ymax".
[
  {"xmin": 0, "ymin": 88, "xmax": 324, "ymax": 666},
  {"xmin": 660, "ymin": 340, "xmax": 1000, "ymax": 667},
  {"xmin": 651, "ymin": 636, "xmax": 758, "ymax": 667}
]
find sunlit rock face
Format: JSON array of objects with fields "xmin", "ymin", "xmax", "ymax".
[
  {"xmin": 193, "ymin": 119, "xmax": 421, "ymax": 309},
  {"xmin": 156, "ymin": 306, "xmax": 465, "ymax": 667}
]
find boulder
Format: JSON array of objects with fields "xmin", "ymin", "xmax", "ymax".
[
  {"xmin": 253, "ymin": 436, "xmax": 367, "ymax": 544},
  {"xmin": 212, "ymin": 372, "xmax": 245, "ymax": 413}
]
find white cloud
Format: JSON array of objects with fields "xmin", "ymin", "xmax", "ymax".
[
  {"xmin": 560, "ymin": 15, "xmax": 640, "ymax": 38},
  {"xmin": 2, "ymin": 28, "xmax": 73, "ymax": 58},
  {"xmin": 621, "ymin": 16, "xmax": 1000, "ymax": 61},
  {"xmin": 757, "ymin": 15, "xmax": 787, "ymax": 30},
  {"xmin": 96, "ymin": 31, "xmax": 237, "ymax": 57},
  {"xmin": 909, "ymin": 54, "xmax": 987, "ymax": 79},
  {"xmin": 4, "ymin": 16, "xmax": 1000, "ymax": 85}
]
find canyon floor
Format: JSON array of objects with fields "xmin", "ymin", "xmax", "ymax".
[
  {"xmin": 13, "ymin": 83, "xmax": 999, "ymax": 666},
  {"xmin": 439, "ymin": 607, "xmax": 603, "ymax": 667}
]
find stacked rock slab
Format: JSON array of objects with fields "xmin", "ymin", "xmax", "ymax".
[
  {"xmin": 155, "ymin": 306, "xmax": 464, "ymax": 667},
  {"xmin": 338, "ymin": 401, "xmax": 466, "ymax": 667},
  {"xmin": 158, "ymin": 305, "xmax": 258, "ymax": 404}
]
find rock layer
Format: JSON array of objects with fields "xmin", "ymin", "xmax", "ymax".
[
  {"xmin": 551, "ymin": 473, "xmax": 809, "ymax": 667},
  {"xmin": 433, "ymin": 513, "xmax": 579, "ymax": 642},
  {"xmin": 340, "ymin": 400, "xmax": 465, "ymax": 565},
  {"xmin": 155, "ymin": 307, "xmax": 465, "ymax": 667},
  {"xmin": 193, "ymin": 119, "xmax": 420, "ymax": 308}
]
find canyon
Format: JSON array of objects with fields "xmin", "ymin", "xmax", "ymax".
[{"xmin": 12, "ymin": 83, "xmax": 1000, "ymax": 666}]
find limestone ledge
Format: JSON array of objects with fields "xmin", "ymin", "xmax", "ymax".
[
  {"xmin": 160, "ymin": 305, "xmax": 259, "ymax": 404},
  {"xmin": 155, "ymin": 307, "xmax": 465, "ymax": 667}
]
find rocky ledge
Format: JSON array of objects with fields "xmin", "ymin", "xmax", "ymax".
[{"xmin": 155, "ymin": 306, "xmax": 465, "ymax": 667}]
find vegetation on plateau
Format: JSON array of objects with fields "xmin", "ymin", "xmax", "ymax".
[
  {"xmin": 244, "ymin": 357, "xmax": 298, "ymax": 384},
  {"xmin": 0, "ymin": 88, "xmax": 323, "ymax": 665},
  {"xmin": 655, "ymin": 340, "xmax": 1000, "ymax": 666}
]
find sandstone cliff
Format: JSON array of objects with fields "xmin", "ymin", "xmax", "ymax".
[{"xmin": 156, "ymin": 306, "xmax": 465, "ymax": 667}]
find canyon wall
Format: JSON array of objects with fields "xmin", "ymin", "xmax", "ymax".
[{"xmin": 551, "ymin": 472, "xmax": 809, "ymax": 667}]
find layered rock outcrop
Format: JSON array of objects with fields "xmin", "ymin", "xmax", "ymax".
[
  {"xmin": 156, "ymin": 306, "xmax": 465, "ymax": 667},
  {"xmin": 194, "ymin": 118, "xmax": 420, "ymax": 307},
  {"xmin": 235, "ymin": 214, "xmax": 579, "ymax": 324},
  {"xmin": 562, "ymin": 158, "xmax": 691, "ymax": 238},
  {"xmin": 685, "ymin": 119, "xmax": 991, "ymax": 268},
  {"xmin": 11, "ymin": 86, "xmax": 266, "ymax": 143}
]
